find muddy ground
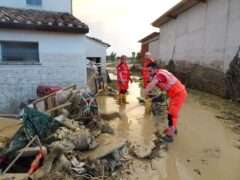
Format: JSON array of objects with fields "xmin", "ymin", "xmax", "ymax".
[
  {"xmin": 0, "ymin": 74, "xmax": 239, "ymax": 180},
  {"xmin": 96, "ymin": 74, "xmax": 240, "ymax": 180}
]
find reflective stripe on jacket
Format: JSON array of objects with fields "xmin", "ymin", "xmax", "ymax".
[
  {"xmin": 117, "ymin": 62, "xmax": 130, "ymax": 82},
  {"xmin": 155, "ymin": 69, "xmax": 185, "ymax": 97}
]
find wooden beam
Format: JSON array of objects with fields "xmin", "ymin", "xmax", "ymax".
[{"xmin": 46, "ymin": 102, "xmax": 71, "ymax": 113}]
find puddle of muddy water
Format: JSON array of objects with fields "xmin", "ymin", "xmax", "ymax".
[{"xmin": 97, "ymin": 81, "xmax": 159, "ymax": 157}]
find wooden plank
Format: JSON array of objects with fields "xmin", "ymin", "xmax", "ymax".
[
  {"xmin": 0, "ymin": 114, "xmax": 17, "ymax": 118},
  {"xmin": 47, "ymin": 97, "xmax": 53, "ymax": 116},
  {"xmin": 0, "ymin": 173, "xmax": 29, "ymax": 180},
  {"xmin": 78, "ymin": 134, "xmax": 127, "ymax": 160},
  {"xmin": 45, "ymin": 102, "xmax": 72, "ymax": 113},
  {"xmin": 14, "ymin": 146, "xmax": 47, "ymax": 157}
]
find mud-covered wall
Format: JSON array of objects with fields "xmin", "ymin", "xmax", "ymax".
[
  {"xmin": 159, "ymin": 0, "xmax": 240, "ymax": 72},
  {"xmin": 158, "ymin": 0, "xmax": 240, "ymax": 100},
  {"xmin": 165, "ymin": 60, "xmax": 227, "ymax": 97}
]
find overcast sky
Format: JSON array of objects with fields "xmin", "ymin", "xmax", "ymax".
[{"xmin": 73, "ymin": 0, "xmax": 181, "ymax": 56}]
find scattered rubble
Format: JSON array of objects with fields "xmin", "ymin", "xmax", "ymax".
[
  {"xmin": 0, "ymin": 81, "xmax": 127, "ymax": 179},
  {"xmin": 129, "ymin": 131, "xmax": 165, "ymax": 160},
  {"xmin": 0, "ymin": 69, "xmax": 168, "ymax": 179}
]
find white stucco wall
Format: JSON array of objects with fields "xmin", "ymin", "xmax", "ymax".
[
  {"xmin": 158, "ymin": 0, "xmax": 240, "ymax": 72},
  {"xmin": 149, "ymin": 39, "xmax": 159, "ymax": 60},
  {"xmin": 0, "ymin": 29, "xmax": 86, "ymax": 113},
  {"xmin": 0, "ymin": 0, "xmax": 72, "ymax": 13},
  {"xmin": 86, "ymin": 38, "xmax": 108, "ymax": 80},
  {"xmin": 159, "ymin": 20, "xmax": 176, "ymax": 62},
  {"xmin": 223, "ymin": 0, "xmax": 240, "ymax": 70}
]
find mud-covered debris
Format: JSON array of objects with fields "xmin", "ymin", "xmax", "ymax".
[
  {"xmin": 193, "ymin": 169, "xmax": 201, "ymax": 176},
  {"xmin": 100, "ymin": 112, "xmax": 123, "ymax": 120},
  {"xmin": 78, "ymin": 134, "xmax": 127, "ymax": 161},
  {"xmin": 51, "ymin": 154, "xmax": 71, "ymax": 173},
  {"xmin": 37, "ymin": 171, "xmax": 72, "ymax": 180},
  {"xmin": 86, "ymin": 119, "xmax": 114, "ymax": 136},
  {"xmin": 84, "ymin": 145, "xmax": 128, "ymax": 177},
  {"xmin": 233, "ymin": 144, "xmax": 240, "ymax": 150},
  {"xmin": 129, "ymin": 131, "xmax": 163, "ymax": 160},
  {"xmin": 33, "ymin": 129, "xmax": 99, "ymax": 179}
]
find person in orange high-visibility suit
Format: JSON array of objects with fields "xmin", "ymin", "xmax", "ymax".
[
  {"xmin": 142, "ymin": 52, "xmax": 155, "ymax": 88},
  {"xmin": 117, "ymin": 55, "xmax": 132, "ymax": 104},
  {"xmin": 144, "ymin": 62, "xmax": 187, "ymax": 143}
]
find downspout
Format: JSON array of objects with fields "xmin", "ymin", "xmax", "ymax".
[
  {"xmin": 70, "ymin": 0, "xmax": 73, "ymax": 14},
  {"xmin": 223, "ymin": 0, "xmax": 231, "ymax": 72}
]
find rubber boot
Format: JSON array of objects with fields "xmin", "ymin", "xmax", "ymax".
[
  {"xmin": 118, "ymin": 93, "xmax": 123, "ymax": 105},
  {"xmin": 160, "ymin": 126, "xmax": 175, "ymax": 143},
  {"xmin": 144, "ymin": 97, "xmax": 152, "ymax": 114},
  {"xmin": 122, "ymin": 94, "xmax": 129, "ymax": 104},
  {"xmin": 163, "ymin": 127, "xmax": 178, "ymax": 135}
]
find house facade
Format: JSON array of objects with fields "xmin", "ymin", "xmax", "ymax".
[
  {"xmin": 0, "ymin": 0, "xmax": 72, "ymax": 13},
  {"xmin": 0, "ymin": 0, "xmax": 89, "ymax": 113},
  {"xmin": 138, "ymin": 32, "xmax": 159, "ymax": 65},
  {"xmin": 152, "ymin": 0, "xmax": 240, "ymax": 98},
  {"xmin": 86, "ymin": 36, "xmax": 110, "ymax": 80}
]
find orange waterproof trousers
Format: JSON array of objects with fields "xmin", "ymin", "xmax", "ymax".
[{"xmin": 168, "ymin": 89, "xmax": 187, "ymax": 127}]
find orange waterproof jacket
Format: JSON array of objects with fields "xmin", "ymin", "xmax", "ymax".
[
  {"xmin": 117, "ymin": 62, "xmax": 130, "ymax": 90},
  {"xmin": 155, "ymin": 69, "xmax": 185, "ymax": 97},
  {"xmin": 142, "ymin": 58, "xmax": 154, "ymax": 87}
]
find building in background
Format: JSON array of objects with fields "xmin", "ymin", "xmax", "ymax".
[
  {"xmin": 0, "ymin": 0, "xmax": 88, "ymax": 112},
  {"xmin": 138, "ymin": 32, "xmax": 159, "ymax": 65},
  {"xmin": 151, "ymin": 0, "xmax": 240, "ymax": 98},
  {"xmin": 86, "ymin": 36, "xmax": 110, "ymax": 81}
]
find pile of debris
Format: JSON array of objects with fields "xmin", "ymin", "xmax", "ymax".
[{"xmin": 0, "ymin": 84, "xmax": 128, "ymax": 179}]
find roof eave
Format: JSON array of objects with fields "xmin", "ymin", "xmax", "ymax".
[
  {"xmin": 152, "ymin": 0, "xmax": 206, "ymax": 27},
  {"xmin": 138, "ymin": 32, "xmax": 159, "ymax": 43},
  {"xmin": 87, "ymin": 36, "xmax": 111, "ymax": 47},
  {"xmin": 0, "ymin": 22, "xmax": 89, "ymax": 34}
]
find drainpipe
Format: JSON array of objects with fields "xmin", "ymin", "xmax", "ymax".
[{"xmin": 70, "ymin": 0, "xmax": 73, "ymax": 14}]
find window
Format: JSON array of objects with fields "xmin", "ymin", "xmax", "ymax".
[
  {"xmin": 26, "ymin": 0, "xmax": 42, "ymax": 6},
  {"xmin": 0, "ymin": 41, "xmax": 39, "ymax": 62}
]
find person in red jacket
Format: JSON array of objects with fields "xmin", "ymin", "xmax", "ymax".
[
  {"xmin": 117, "ymin": 55, "xmax": 132, "ymax": 104},
  {"xmin": 142, "ymin": 52, "xmax": 155, "ymax": 88},
  {"xmin": 144, "ymin": 62, "xmax": 187, "ymax": 143}
]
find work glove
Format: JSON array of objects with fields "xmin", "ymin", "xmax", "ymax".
[{"xmin": 152, "ymin": 94, "xmax": 166, "ymax": 103}]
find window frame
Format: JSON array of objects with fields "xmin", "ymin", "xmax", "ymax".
[
  {"xmin": 0, "ymin": 41, "xmax": 40, "ymax": 63},
  {"xmin": 26, "ymin": 0, "xmax": 42, "ymax": 6}
]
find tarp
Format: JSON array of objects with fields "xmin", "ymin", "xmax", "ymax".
[{"xmin": 0, "ymin": 107, "xmax": 60, "ymax": 157}]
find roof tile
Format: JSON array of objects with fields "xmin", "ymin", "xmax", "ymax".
[{"xmin": 0, "ymin": 6, "xmax": 89, "ymax": 34}]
